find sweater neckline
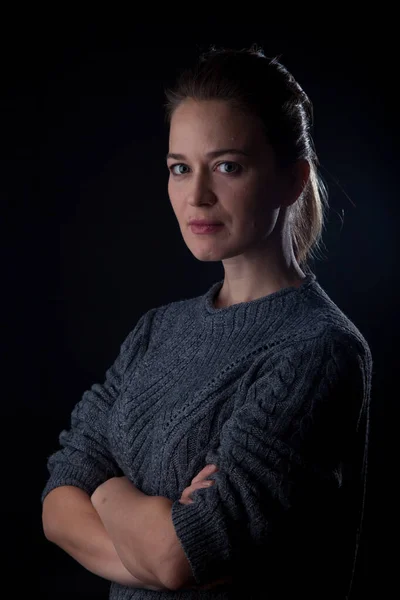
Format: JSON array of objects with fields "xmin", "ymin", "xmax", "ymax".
[{"xmin": 202, "ymin": 271, "xmax": 317, "ymax": 317}]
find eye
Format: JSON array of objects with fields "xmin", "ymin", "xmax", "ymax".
[
  {"xmin": 169, "ymin": 163, "xmax": 190, "ymax": 176},
  {"xmin": 217, "ymin": 162, "xmax": 241, "ymax": 174}
]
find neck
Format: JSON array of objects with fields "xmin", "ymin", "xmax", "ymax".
[{"xmin": 215, "ymin": 225, "xmax": 305, "ymax": 308}]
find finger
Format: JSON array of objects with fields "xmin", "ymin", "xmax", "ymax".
[
  {"xmin": 191, "ymin": 464, "xmax": 219, "ymax": 484},
  {"xmin": 179, "ymin": 496, "xmax": 193, "ymax": 505},
  {"xmin": 191, "ymin": 480, "xmax": 215, "ymax": 491},
  {"xmin": 180, "ymin": 480, "xmax": 215, "ymax": 504},
  {"xmin": 184, "ymin": 481, "xmax": 215, "ymax": 500}
]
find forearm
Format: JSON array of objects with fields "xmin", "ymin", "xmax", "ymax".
[
  {"xmin": 42, "ymin": 486, "xmax": 164, "ymax": 591},
  {"xmin": 92, "ymin": 479, "xmax": 173, "ymax": 586},
  {"xmin": 92, "ymin": 477, "xmax": 233, "ymax": 591}
]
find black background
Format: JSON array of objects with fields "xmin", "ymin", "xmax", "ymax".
[{"xmin": 2, "ymin": 15, "xmax": 394, "ymax": 599}]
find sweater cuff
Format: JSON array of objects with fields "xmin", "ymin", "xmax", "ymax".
[
  {"xmin": 171, "ymin": 496, "xmax": 230, "ymax": 585},
  {"xmin": 41, "ymin": 463, "xmax": 112, "ymax": 504}
]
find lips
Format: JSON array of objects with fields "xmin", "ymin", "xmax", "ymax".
[{"xmin": 188, "ymin": 220, "xmax": 223, "ymax": 226}]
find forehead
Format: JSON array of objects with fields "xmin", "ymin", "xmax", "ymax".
[{"xmin": 169, "ymin": 99, "xmax": 267, "ymax": 152}]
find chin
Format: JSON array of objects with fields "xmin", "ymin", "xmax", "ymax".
[
  {"xmin": 184, "ymin": 235, "xmax": 247, "ymax": 263},
  {"xmin": 191, "ymin": 251, "xmax": 223, "ymax": 262},
  {"xmin": 190, "ymin": 245, "xmax": 243, "ymax": 262},
  {"xmin": 182, "ymin": 237, "xmax": 221, "ymax": 262}
]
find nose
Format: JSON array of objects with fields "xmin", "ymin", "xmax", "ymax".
[{"xmin": 187, "ymin": 171, "xmax": 217, "ymax": 206}]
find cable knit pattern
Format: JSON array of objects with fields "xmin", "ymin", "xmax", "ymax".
[{"xmin": 41, "ymin": 272, "xmax": 372, "ymax": 599}]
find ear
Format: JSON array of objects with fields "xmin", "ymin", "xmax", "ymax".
[{"xmin": 284, "ymin": 159, "xmax": 311, "ymax": 207}]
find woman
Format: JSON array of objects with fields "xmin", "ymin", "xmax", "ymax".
[{"xmin": 41, "ymin": 46, "xmax": 372, "ymax": 599}]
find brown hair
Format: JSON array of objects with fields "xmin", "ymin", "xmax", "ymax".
[{"xmin": 165, "ymin": 46, "xmax": 328, "ymax": 269}]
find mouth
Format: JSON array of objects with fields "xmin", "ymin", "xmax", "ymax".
[
  {"xmin": 188, "ymin": 220, "xmax": 223, "ymax": 226},
  {"xmin": 189, "ymin": 223, "xmax": 224, "ymax": 235}
]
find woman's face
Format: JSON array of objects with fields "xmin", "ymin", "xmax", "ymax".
[{"xmin": 167, "ymin": 98, "xmax": 292, "ymax": 263}]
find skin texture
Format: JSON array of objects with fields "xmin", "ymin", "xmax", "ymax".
[
  {"xmin": 167, "ymin": 98, "xmax": 310, "ymax": 307},
  {"xmin": 91, "ymin": 467, "xmax": 231, "ymax": 591}
]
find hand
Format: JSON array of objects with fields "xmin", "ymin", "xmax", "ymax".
[
  {"xmin": 179, "ymin": 463, "xmax": 219, "ymax": 505},
  {"xmin": 179, "ymin": 464, "xmax": 233, "ymax": 589}
]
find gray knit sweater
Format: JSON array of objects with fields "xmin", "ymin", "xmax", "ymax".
[{"xmin": 41, "ymin": 272, "xmax": 372, "ymax": 599}]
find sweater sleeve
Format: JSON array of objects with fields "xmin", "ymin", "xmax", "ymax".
[
  {"xmin": 170, "ymin": 330, "xmax": 371, "ymax": 587},
  {"xmin": 41, "ymin": 310, "xmax": 154, "ymax": 503}
]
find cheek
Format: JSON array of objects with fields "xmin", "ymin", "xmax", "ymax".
[
  {"xmin": 167, "ymin": 177, "xmax": 174, "ymax": 200},
  {"xmin": 168, "ymin": 181, "xmax": 187, "ymax": 229},
  {"xmin": 168, "ymin": 179, "xmax": 180, "ymax": 209},
  {"xmin": 215, "ymin": 178, "xmax": 249, "ymax": 208},
  {"xmin": 233, "ymin": 181, "xmax": 278, "ymax": 229},
  {"xmin": 224, "ymin": 179, "xmax": 263, "ymax": 214}
]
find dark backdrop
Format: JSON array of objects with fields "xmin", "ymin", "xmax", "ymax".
[{"xmin": 2, "ymin": 16, "xmax": 394, "ymax": 599}]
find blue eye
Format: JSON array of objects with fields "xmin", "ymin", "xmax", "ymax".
[
  {"xmin": 170, "ymin": 163, "xmax": 190, "ymax": 175},
  {"xmin": 168, "ymin": 161, "xmax": 241, "ymax": 176},
  {"xmin": 217, "ymin": 162, "xmax": 240, "ymax": 174}
]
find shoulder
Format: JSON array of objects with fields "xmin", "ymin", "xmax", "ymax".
[
  {"xmin": 258, "ymin": 287, "xmax": 372, "ymax": 388},
  {"xmin": 275, "ymin": 321, "xmax": 372, "ymax": 386},
  {"xmin": 289, "ymin": 278, "xmax": 372, "ymax": 363}
]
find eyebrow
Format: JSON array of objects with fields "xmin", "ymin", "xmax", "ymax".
[{"xmin": 166, "ymin": 148, "xmax": 251, "ymax": 161}]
